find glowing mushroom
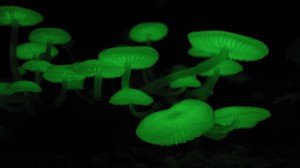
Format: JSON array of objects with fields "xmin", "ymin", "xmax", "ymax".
[
  {"xmin": 43, "ymin": 65, "xmax": 85, "ymax": 107},
  {"xmin": 136, "ymin": 99, "xmax": 214, "ymax": 146},
  {"xmin": 17, "ymin": 42, "xmax": 59, "ymax": 60},
  {"xmin": 215, "ymin": 106, "xmax": 271, "ymax": 129},
  {"xmin": 129, "ymin": 22, "xmax": 168, "ymax": 45},
  {"xmin": 0, "ymin": 6, "xmax": 44, "ymax": 80},
  {"xmin": 72, "ymin": 59, "xmax": 124, "ymax": 101},
  {"xmin": 141, "ymin": 30, "xmax": 269, "ymax": 94},
  {"xmin": 22, "ymin": 60, "xmax": 53, "ymax": 83},
  {"xmin": 29, "ymin": 27, "xmax": 71, "ymax": 61}
]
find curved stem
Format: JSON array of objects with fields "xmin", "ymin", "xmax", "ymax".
[
  {"xmin": 93, "ymin": 75, "xmax": 103, "ymax": 101},
  {"xmin": 44, "ymin": 41, "xmax": 53, "ymax": 61},
  {"xmin": 187, "ymin": 69, "xmax": 220, "ymax": 101},
  {"xmin": 121, "ymin": 67, "xmax": 131, "ymax": 88},
  {"xmin": 10, "ymin": 20, "xmax": 21, "ymax": 81},
  {"xmin": 140, "ymin": 49, "xmax": 229, "ymax": 94},
  {"xmin": 54, "ymin": 81, "xmax": 68, "ymax": 107},
  {"xmin": 129, "ymin": 102, "xmax": 162, "ymax": 119}
]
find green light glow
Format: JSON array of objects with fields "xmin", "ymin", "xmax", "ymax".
[
  {"xmin": 129, "ymin": 22, "xmax": 168, "ymax": 43},
  {"xmin": 215, "ymin": 106, "xmax": 271, "ymax": 129},
  {"xmin": 136, "ymin": 99, "xmax": 214, "ymax": 146},
  {"xmin": 169, "ymin": 65, "xmax": 201, "ymax": 89},
  {"xmin": 17, "ymin": 42, "xmax": 59, "ymax": 60},
  {"xmin": 200, "ymin": 60, "xmax": 243, "ymax": 77},
  {"xmin": 109, "ymin": 88, "xmax": 153, "ymax": 106},
  {"xmin": 29, "ymin": 27, "xmax": 71, "ymax": 45},
  {"xmin": 204, "ymin": 122, "xmax": 236, "ymax": 140},
  {"xmin": 188, "ymin": 30, "xmax": 269, "ymax": 61},
  {"xmin": 0, "ymin": 6, "xmax": 43, "ymax": 26},
  {"xmin": 10, "ymin": 80, "xmax": 42, "ymax": 93},
  {"xmin": 18, "ymin": 67, "xmax": 27, "ymax": 76},
  {"xmin": 67, "ymin": 79, "xmax": 85, "ymax": 90},
  {"xmin": 187, "ymin": 47, "xmax": 215, "ymax": 58},
  {"xmin": 72, "ymin": 60, "xmax": 124, "ymax": 101},
  {"xmin": 22, "ymin": 60, "xmax": 53, "ymax": 73}
]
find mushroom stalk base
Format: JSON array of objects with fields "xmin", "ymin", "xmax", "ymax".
[{"xmin": 54, "ymin": 81, "xmax": 68, "ymax": 107}]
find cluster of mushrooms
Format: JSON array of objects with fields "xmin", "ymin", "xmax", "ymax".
[{"xmin": 0, "ymin": 6, "xmax": 271, "ymax": 146}]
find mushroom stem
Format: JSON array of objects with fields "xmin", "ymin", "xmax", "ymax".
[
  {"xmin": 94, "ymin": 75, "xmax": 103, "ymax": 101},
  {"xmin": 54, "ymin": 80, "xmax": 68, "ymax": 107},
  {"xmin": 10, "ymin": 20, "xmax": 21, "ymax": 81},
  {"xmin": 141, "ymin": 49, "xmax": 229, "ymax": 94},
  {"xmin": 122, "ymin": 67, "xmax": 131, "ymax": 88},
  {"xmin": 75, "ymin": 90, "xmax": 94, "ymax": 104},
  {"xmin": 187, "ymin": 69, "xmax": 220, "ymax": 101},
  {"xmin": 44, "ymin": 40, "xmax": 53, "ymax": 61},
  {"xmin": 128, "ymin": 102, "xmax": 161, "ymax": 119},
  {"xmin": 34, "ymin": 72, "xmax": 41, "ymax": 84}
]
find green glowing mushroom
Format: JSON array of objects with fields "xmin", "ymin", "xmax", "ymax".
[
  {"xmin": 99, "ymin": 46, "xmax": 158, "ymax": 88},
  {"xmin": 43, "ymin": 65, "xmax": 85, "ymax": 107},
  {"xmin": 72, "ymin": 59, "xmax": 124, "ymax": 101},
  {"xmin": 141, "ymin": 30, "xmax": 269, "ymax": 95},
  {"xmin": 0, "ymin": 83, "xmax": 14, "ymax": 96},
  {"xmin": 17, "ymin": 42, "xmax": 59, "ymax": 60},
  {"xmin": 0, "ymin": 6, "xmax": 44, "ymax": 80},
  {"xmin": 136, "ymin": 99, "xmax": 214, "ymax": 146},
  {"xmin": 109, "ymin": 88, "xmax": 153, "ymax": 106},
  {"xmin": 204, "ymin": 121, "xmax": 237, "ymax": 140},
  {"xmin": 22, "ymin": 60, "xmax": 53, "ymax": 83},
  {"xmin": 29, "ymin": 27, "xmax": 71, "ymax": 61},
  {"xmin": 170, "ymin": 64, "xmax": 201, "ymax": 89},
  {"xmin": 187, "ymin": 47, "xmax": 215, "ymax": 58},
  {"xmin": 129, "ymin": 22, "xmax": 168, "ymax": 45},
  {"xmin": 9, "ymin": 80, "xmax": 42, "ymax": 115},
  {"xmin": 18, "ymin": 67, "xmax": 26, "ymax": 76},
  {"xmin": 0, "ymin": 83, "xmax": 25, "ymax": 112},
  {"xmin": 215, "ymin": 106, "xmax": 271, "ymax": 129}
]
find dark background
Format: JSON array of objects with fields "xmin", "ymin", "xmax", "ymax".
[{"xmin": 0, "ymin": 0, "xmax": 300, "ymax": 167}]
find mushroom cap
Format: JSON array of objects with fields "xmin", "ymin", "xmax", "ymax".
[
  {"xmin": 129, "ymin": 22, "xmax": 168, "ymax": 42},
  {"xmin": 109, "ymin": 88, "xmax": 153, "ymax": 106},
  {"xmin": 10, "ymin": 80, "xmax": 42, "ymax": 93},
  {"xmin": 0, "ymin": 83, "xmax": 14, "ymax": 95},
  {"xmin": 199, "ymin": 60, "xmax": 243, "ymax": 77},
  {"xmin": 188, "ymin": 30, "xmax": 269, "ymax": 61},
  {"xmin": 170, "ymin": 76, "xmax": 201, "ymax": 89},
  {"xmin": 204, "ymin": 122, "xmax": 237, "ymax": 140},
  {"xmin": 187, "ymin": 47, "xmax": 215, "ymax": 58},
  {"xmin": 67, "ymin": 79, "xmax": 85, "ymax": 90},
  {"xmin": 72, "ymin": 59, "xmax": 125, "ymax": 78},
  {"xmin": 136, "ymin": 99, "xmax": 214, "ymax": 146},
  {"xmin": 22, "ymin": 60, "xmax": 53, "ymax": 72},
  {"xmin": 18, "ymin": 67, "xmax": 27, "ymax": 75},
  {"xmin": 29, "ymin": 27, "xmax": 71, "ymax": 45},
  {"xmin": 215, "ymin": 106, "xmax": 271, "ymax": 129},
  {"xmin": 43, "ymin": 65, "xmax": 85, "ymax": 83},
  {"xmin": 17, "ymin": 42, "xmax": 59, "ymax": 60},
  {"xmin": 0, "ymin": 6, "xmax": 43, "ymax": 26},
  {"xmin": 98, "ymin": 46, "xmax": 159, "ymax": 69}
]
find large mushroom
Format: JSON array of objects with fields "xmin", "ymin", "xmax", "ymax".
[
  {"xmin": 0, "ymin": 6, "xmax": 44, "ymax": 80},
  {"xmin": 141, "ymin": 30, "xmax": 269, "ymax": 94},
  {"xmin": 136, "ymin": 99, "xmax": 214, "ymax": 146}
]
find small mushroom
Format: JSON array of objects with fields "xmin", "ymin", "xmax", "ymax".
[
  {"xmin": 17, "ymin": 42, "xmax": 59, "ymax": 60},
  {"xmin": 22, "ymin": 60, "xmax": 53, "ymax": 83}
]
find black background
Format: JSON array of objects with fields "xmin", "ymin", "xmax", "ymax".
[{"xmin": 1, "ymin": 0, "xmax": 300, "ymax": 167}]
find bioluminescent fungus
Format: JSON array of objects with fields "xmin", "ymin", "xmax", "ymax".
[
  {"xmin": 0, "ymin": 83, "xmax": 14, "ymax": 96},
  {"xmin": 109, "ymin": 88, "xmax": 153, "ymax": 106},
  {"xmin": 215, "ymin": 106, "xmax": 271, "ymax": 129},
  {"xmin": 0, "ymin": 83, "xmax": 25, "ymax": 112},
  {"xmin": 22, "ymin": 60, "xmax": 53, "ymax": 83},
  {"xmin": 0, "ymin": 6, "xmax": 44, "ymax": 80},
  {"xmin": 17, "ymin": 42, "xmax": 59, "ymax": 60},
  {"xmin": 188, "ymin": 60, "xmax": 244, "ymax": 101},
  {"xmin": 141, "ymin": 30, "xmax": 268, "ymax": 94},
  {"xmin": 187, "ymin": 47, "xmax": 215, "ymax": 58},
  {"xmin": 129, "ymin": 22, "xmax": 168, "ymax": 44},
  {"xmin": 29, "ymin": 27, "xmax": 71, "ymax": 61},
  {"xmin": 136, "ymin": 99, "xmax": 214, "ymax": 146},
  {"xmin": 43, "ymin": 65, "xmax": 85, "ymax": 107},
  {"xmin": 9, "ymin": 80, "xmax": 42, "ymax": 115},
  {"xmin": 18, "ymin": 67, "xmax": 27, "ymax": 76},
  {"xmin": 72, "ymin": 59, "xmax": 124, "ymax": 101},
  {"xmin": 204, "ymin": 122, "xmax": 237, "ymax": 140}
]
